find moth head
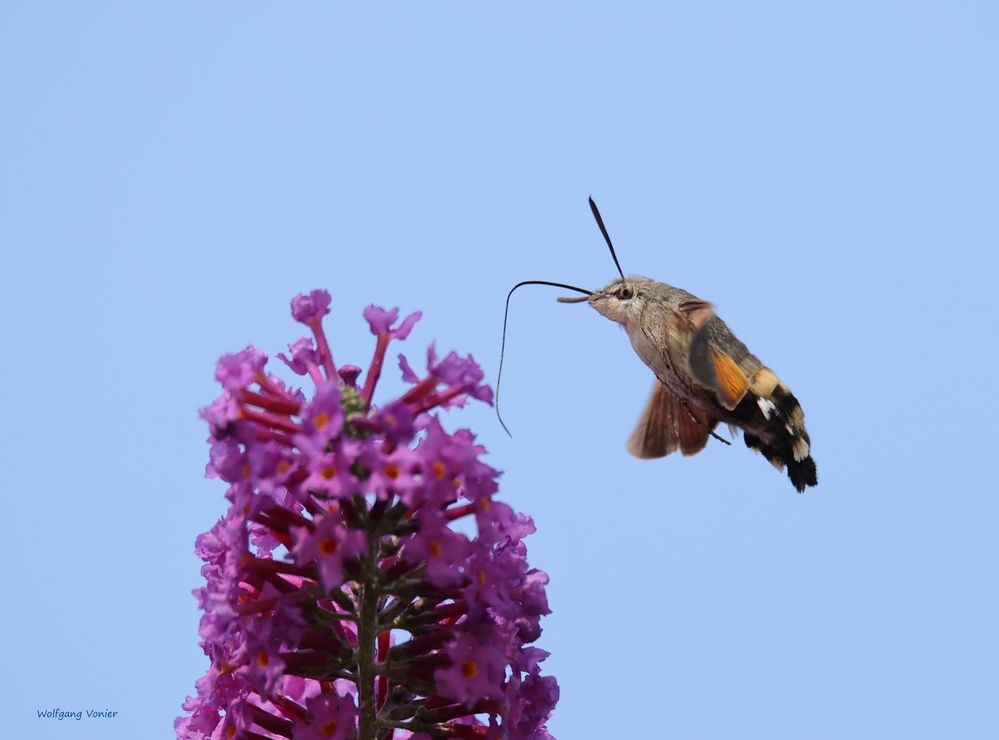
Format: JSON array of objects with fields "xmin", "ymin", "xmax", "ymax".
[{"xmin": 559, "ymin": 276, "xmax": 651, "ymax": 327}]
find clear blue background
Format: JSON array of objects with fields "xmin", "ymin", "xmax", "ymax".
[{"xmin": 2, "ymin": 2, "xmax": 996, "ymax": 738}]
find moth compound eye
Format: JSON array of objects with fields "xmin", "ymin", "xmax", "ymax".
[{"xmin": 617, "ymin": 286, "xmax": 633, "ymax": 300}]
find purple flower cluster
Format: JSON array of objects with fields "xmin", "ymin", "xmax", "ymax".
[{"xmin": 177, "ymin": 290, "xmax": 558, "ymax": 740}]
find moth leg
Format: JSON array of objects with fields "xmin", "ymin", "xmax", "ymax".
[{"xmin": 680, "ymin": 400, "xmax": 731, "ymax": 446}]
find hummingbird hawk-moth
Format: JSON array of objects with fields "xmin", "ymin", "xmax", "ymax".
[{"xmin": 497, "ymin": 198, "xmax": 818, "ymax": 492}]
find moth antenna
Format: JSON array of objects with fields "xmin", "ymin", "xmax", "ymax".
[
  {"xmin": 496, "ymin": 280, "xmax": 593, "ymax": 436},
  {"xmin": 588, "ymin": 196, "xmax": 625, "ymax": 280}
]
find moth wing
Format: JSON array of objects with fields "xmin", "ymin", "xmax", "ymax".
[
  {"xmin": 677, "ymin": 299, "xmax": 714, "ymax": 330},
  {"xmin": 688, "ymin": 321, "xmax": 750, "ymax": 411},
  {"xmin": 711, "ymin": 349, "xmax": 749, "ymax": 409},
  {"xmin": 627, "ymin": 382, "xmax": 718, "ymax": 459},
  {"xmin": 678, "ymin": 400, "xmax": 718, "ymax": 456},
  {"xmin": 627, "ymin": 382, "xmax": 679, "ymax": 459}
]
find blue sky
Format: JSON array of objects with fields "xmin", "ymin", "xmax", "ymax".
[{"xmin": 2, "ymin": 2, "xmax": 996, "ymax": 738}]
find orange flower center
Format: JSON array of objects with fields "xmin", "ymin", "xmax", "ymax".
[{"xmin": 319, "ymin": 537, "xmax": 339, "ymax": 555}]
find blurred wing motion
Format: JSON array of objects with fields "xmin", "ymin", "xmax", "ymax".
[{"xmin": 627, "ymin": 382, "xmax": 719, "ymax": 458}]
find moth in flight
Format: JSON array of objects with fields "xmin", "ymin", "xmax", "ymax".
[{"xmin": 498, "ymin": 198, "xmax": 818, "ymax": 492}]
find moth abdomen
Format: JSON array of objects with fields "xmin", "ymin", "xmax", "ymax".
[
  {"xmin": 743, "ymin": 431, "xmax": 817, "ymax": 492},
  {"xmin": 739, "ymin": 377, "xmax": 817, "ymax": 492}
]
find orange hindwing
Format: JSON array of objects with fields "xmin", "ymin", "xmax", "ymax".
[{"xmin": 711, "ymin": 349, "xmax": 749, "ymax": 409}]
